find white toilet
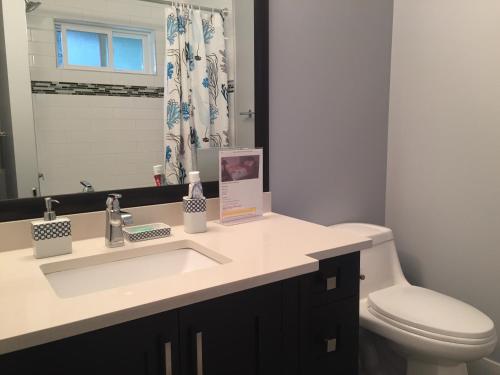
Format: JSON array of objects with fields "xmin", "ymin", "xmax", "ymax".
[{"xmin": 331, "ymin": 223, "xmax": 497, "ymax": 375}]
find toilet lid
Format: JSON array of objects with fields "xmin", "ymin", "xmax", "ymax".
[{"xmin": 368, "ymin": 285, "xmax": 495, "ymax": 340}]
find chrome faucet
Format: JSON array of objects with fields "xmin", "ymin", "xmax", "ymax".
[
  {"xmin": 105, "ymin": 193, "xmax": 133, "ymax": 248},
  {"xmin": 80, "ymin": 180, "xmax": 94, "ymax": 193}
]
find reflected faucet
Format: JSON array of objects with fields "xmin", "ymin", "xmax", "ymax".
[
  {"xmin": 80, "ymin": 180, "xmax": 94, "ymax": 193},
  {"xmin": 105, "ymin": 194, "xmax": 133, "ymax": 248}
]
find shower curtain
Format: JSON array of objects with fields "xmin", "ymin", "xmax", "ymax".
[{"xmin": 164, "ymin": 5, "xmax": 229, "ymax": 185}]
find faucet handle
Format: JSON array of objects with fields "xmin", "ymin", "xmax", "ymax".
[
  {"xmin": 80, "ymin": 180, "xmax": 94, "ymax": 192},
  {"xmin": 106, "ymin": 193, "xmax": 122, "ymax": 210},
  {"xmin": 120, "ymin": 211, "xmax": 133, "ymax": 226}
]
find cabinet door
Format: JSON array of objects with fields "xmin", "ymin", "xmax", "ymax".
[
  {"xmin": 0, "ymin": 311, "xmax": 179, "ymax": 375},
  {"xmin": 179, "ymin": 283, "xmax": 282, "ymax": 375},
  {"xmin": 298, "ymin": 252, "xmax": 360, "ymax": 375}
]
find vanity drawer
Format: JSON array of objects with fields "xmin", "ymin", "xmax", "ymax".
[
  {"xmin": 300, "ymin": 297, "xmax": 359, "ymax": 375},
  {"xmin": 300, "ymin": 252, "xmax": 360, "ymax": 307}
]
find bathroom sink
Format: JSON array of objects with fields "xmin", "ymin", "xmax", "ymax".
[{"xmin": 40, "ymin": 240, "xmax": 230, "ymax": 298}]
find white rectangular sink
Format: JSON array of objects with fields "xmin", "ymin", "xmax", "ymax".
[{"xmin": 40, "ymin": 240, "xmax": 230, "ymax": 298}]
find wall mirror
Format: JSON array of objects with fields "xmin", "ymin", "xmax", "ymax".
[{"xmin": 0, "ymin": 0, "xmax": 268, "ymax": 221}]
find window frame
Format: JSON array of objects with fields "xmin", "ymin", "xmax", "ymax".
[
  {"xmin": 55, "ymin": 20, "xmax": 157, "ymax": 75},
  {"xmin": 60, "ymin": 23, "xmax": 113, "ymax": 72}
]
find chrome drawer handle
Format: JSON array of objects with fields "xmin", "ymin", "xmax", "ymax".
[
  {"xmin": 326, "ymin": 276, "xmax": 337, "ymax": 291},
  {"xmin": 164, "ymin": 342, "xmax": 172, "ymax": 375},
  {"xmin": 325, "ymin": 338, "xmax": 337, "ymax": 353},
  {"xmin": 196, "ymin": 331, "xmax": 203, "ymax": 375}
]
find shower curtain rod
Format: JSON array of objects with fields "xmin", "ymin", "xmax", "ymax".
[{"xmin": 138, "ymin": 0, "xmax": 229, "ymax": 15}]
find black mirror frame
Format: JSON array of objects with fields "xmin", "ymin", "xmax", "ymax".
[{"xmin": 0, "ymin": 0, "xmax": 269, "ymax": 222}]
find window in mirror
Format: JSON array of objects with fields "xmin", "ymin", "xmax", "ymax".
[
  {"xmin": 112, "ymin": 32, "xmax": 155, "ymax": 73},
  {"xmin": 55, "ymin": 22, "xmax": 156, "ymax": 74},
  {"xmin": 66, "ymin": 29, "xmax": 109, "ymax": 68},
  {"xmin": 55, "ymin": 28, "xmax": 63, "ymax": 67}
]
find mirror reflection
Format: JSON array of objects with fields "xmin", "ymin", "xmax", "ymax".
[{"xmin": 0, "ymin": 0, "xmax": 255, "ymax": 199}]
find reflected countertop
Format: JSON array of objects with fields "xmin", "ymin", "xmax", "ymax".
[{"xmin": 0, "ymin": 212, "xmax": 371, "ymax": 355}]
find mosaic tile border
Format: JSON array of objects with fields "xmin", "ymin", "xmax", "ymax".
[
  {"xmin": 32, "ymin": 80, "xmax": 235, "ymax": 97},
  {"xmin": 31, "ymin": 81, "xmax": 164, "ymax": 98}
]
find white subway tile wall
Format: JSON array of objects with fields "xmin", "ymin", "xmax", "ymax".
[
  {"xmin": 27, "ymin": 0, "xmax": 166, "ymax": 86},
  {"xmin": 26, "ymin": 0, "xmax": 233, "ymax": 86},
  {"xmin": 33, "ymin": 94, "xmax": 164, "ymax": 195}
]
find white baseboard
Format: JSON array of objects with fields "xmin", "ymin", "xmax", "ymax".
[{"xmin": 468, "ymin": 358, "xmax": 500, "ymax": 375}]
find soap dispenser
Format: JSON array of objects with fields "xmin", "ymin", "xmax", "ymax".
[
  {"xmin": 183, "ymin": 171, "xmax": 207, "ymax": 234},
  {"xmin": 31, "ymin": 197, "xmax": 72, "ymax": 259}
]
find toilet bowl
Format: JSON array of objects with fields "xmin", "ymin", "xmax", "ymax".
[{"xmin": 330, "ymin": 223, "xmax": 497, "ymax": 375}]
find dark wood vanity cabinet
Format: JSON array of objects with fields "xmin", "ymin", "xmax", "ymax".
[
  {"xmin": 298, "ymin": 252, "xmax": 360, "ymax": 375},
  {"xmin": 0, "ymin": 311, "xmax": 179, "ymax": 375},
  {"xmin": 0, "ymin": 253, "xmax": 360, "ymax": 375},
  {"xmin": 179, "ymin": 282, "xmax": 283, "ymax": 375},
  {"xmin": 0, "ymin": 285, "xmax": 282, "ymax": 375}
]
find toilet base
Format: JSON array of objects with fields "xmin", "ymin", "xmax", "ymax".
[{"xmin": 407, "ymin": 359, "xmax": 468, "ymax": 375}]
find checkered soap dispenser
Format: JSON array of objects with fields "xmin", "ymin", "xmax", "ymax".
[
  {"xmin": 31, "ymin": 197, "xmax": 72, "ymax": 259},
  {"xmin": 183, "ymin": 171, "xmax": 207, "ymax": 234}
]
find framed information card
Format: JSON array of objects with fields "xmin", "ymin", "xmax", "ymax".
[{"xmin": 219, "ymin": 149, "xmax": 263, "ymax": 225}]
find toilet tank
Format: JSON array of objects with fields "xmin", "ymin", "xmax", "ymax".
[{"xmin": 329, "ymin": 223, "xmax": 408, "ymax": 300}]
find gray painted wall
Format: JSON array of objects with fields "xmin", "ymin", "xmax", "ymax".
[
  {"xmin": 386, "ymin": 0, "xmax": 500, "ymax": 364},
  {"xmin": 269, "ymin": 0, "xmax": 393, "ymax": 226}
]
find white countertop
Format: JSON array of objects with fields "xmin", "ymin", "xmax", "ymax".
[{"xmin": 0, "ymin": 213, "xmax": 371, "ymax": 355}]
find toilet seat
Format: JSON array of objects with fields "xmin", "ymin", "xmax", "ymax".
[{"xmin": 367, "ymin": 285, "xmax": 495, "ymax": 345}]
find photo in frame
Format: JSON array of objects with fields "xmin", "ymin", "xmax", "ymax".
[{"xmin": 219, "ymin": 149, "xmax": 263, "ymax": 224}]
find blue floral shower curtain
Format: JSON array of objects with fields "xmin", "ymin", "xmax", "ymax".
[{"xmin": 164, "ymin": 5, "xmax": 230, "ymax": 185}]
